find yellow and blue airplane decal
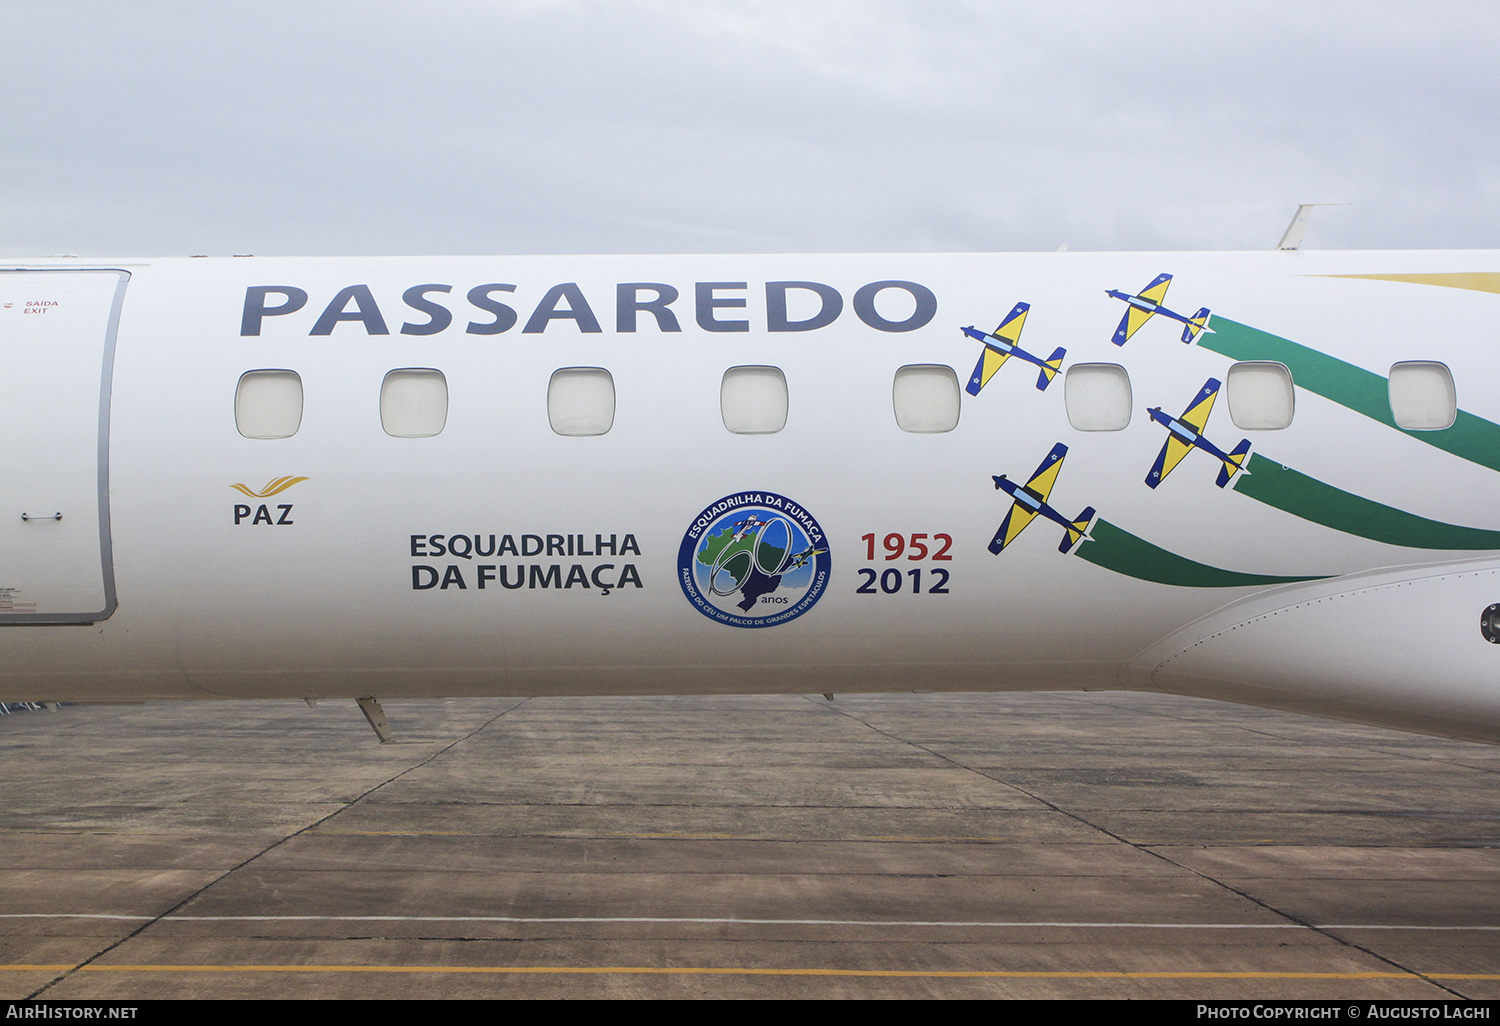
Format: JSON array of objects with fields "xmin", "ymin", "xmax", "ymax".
[
  {"xmin": 1145, "ymin": 378, "xmax": 1252, "ymax": 489},
  {"xmin": 1106, "ymin": 273, "xmax": 1212, "ymax": 346},
  {"xmin": 990, "ymin": 442, "xmax": 1096, "ymax": 555},
  {"xmin": 961, "ymin": 302, "xmax": 1066, "ymax": 394},
  {"xmin": 962, "ymin": 284, "xmax": 1500, "ymax": 588}
]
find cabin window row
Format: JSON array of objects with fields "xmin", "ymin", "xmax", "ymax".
[
  {"xmin": 234, "ymin": 364, "xmax": 964, "ymax": 439},
  {"xmin": 1061, "ymin": 360, "xmax": 1456, "ymax": 433},
  {"xmin": 234, "ymin": 360, "xmax": 1458, "ymax": 440}
]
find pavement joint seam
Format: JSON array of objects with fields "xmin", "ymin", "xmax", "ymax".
[
  {"xmin": 805, "ymin": 695, "xmax": 1471, "ymax": 1000},
  {"xmin": 21, "ymin": 698, "xmax": 531, "ymax": 1001}
]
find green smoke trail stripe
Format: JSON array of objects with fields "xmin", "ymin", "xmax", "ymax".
[
  {"xmin": 1202, "ymin": 317, "xmax": 1500, "ymax": 474},
  {"xmin": 1074, "ymin": 519, "xmax": 1328, "ymax": 588},
  {"xmin": 1232, "ymin": 453, "xmax": 1500, "ymax": 549}
]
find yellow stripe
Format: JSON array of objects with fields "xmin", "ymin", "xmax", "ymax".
[
  {"xmin": 323, "ymin": 831, "xmax": 1012, "ymax": 841},
  {"xmin": 995, "ymin": 308, "xmax": 1027, "ymax": 343},
  {"xmin": 1024, "ymin": 460, "xmax": 1064, "ymax": 501},
  {"xmin": 1003, "ymin": 506, "xmax": 1038, "ymax": 548},
  {"xmin": 6, "ymin": 964, "xmax": 1499, "ymax": 979},
  {"xmin": 1318, "ymin": 272, "xmax": 1500, "ymax": 295},
  {"xmin": 1140, "ymin": 278, "xmax": 1171, "ymax": 304},
  {"xmin": 1124, "ymin": 306, "xmax": 1153, "ymax": 339},
  {"xmin": 1159, "ymin": 438, "xmax": 1193, "ymax": 480},
  {"xmin": 980, "ymin": 348, "xmax": 1009, "ymax": 387},
  {"xmin": 1180, "ymin": 389, "xmax": 1218, "ymax": 432}
]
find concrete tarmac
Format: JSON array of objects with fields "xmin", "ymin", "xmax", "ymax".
[{"xmin": 2, "ymin": 691, "xmax": 1499, "ymax": 1000}]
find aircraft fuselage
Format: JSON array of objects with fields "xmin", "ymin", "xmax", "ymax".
[{"xmin": 2, "ymin": 252, "xmax": 1499, "ymax": 744}]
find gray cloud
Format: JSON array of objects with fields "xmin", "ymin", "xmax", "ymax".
[{"xmin": 2, "ymin": 0, "xmax": 1496, "ymax": 255}]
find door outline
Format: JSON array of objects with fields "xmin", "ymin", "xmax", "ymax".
[{"xmin": 0, "ymin": 268, "xmax": 128, "ymax": 625}]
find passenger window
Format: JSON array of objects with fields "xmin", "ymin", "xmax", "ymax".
[
  {"xmin": 892, "ymin": 365, "xmax": 960, "ymax": 433},
  {"xmin": 1226, "ymin": 362, "xmax": 1294, "ymax": 430},
  {"xmin": 1064, "ymin": 363, "xmax": 1131, "ymax": 431},
  {"xmin": 380, "ymin": 368, "xmax": 448, "ymax": 438},
  {"xmin": 548, "ymin": 367, "xmax": 615, "ymax": 436},
  {"xmin": 235, "ymin": 369, "xmax": 303, "ymax": 439},
  {"xmin": 1389, "ymin": 361, "xmax": 1456, "ymax": 430},
  {"xmin": 721, "ymin": 366, "xmax": 788, "ymax": 434}
]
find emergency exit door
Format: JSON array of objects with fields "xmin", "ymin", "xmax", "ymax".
[{"xmin": 0, "ymin": 270, "xmax": 126, "ymax": 623}]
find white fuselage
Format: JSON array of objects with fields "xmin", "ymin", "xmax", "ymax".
[{"xmin": 3, "ymin": 252, "xmax": 1499, "ymax": 743}]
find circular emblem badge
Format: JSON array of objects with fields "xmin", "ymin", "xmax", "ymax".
[{"xmin": 678, "ymin": 491, "xmax": 832, "ymax": 628}]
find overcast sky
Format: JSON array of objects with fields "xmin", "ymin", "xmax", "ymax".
[{"xmin": 3, "ymin": 1, "xmax": 1496, "ymax": 257}]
